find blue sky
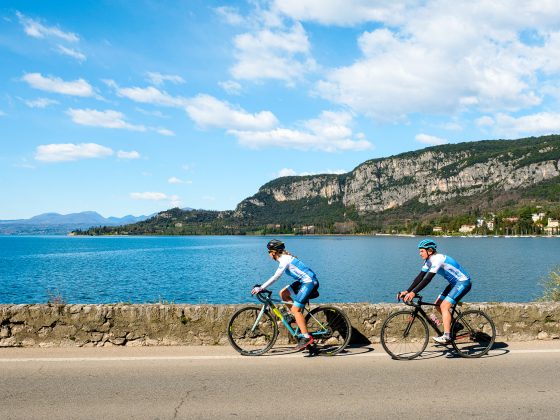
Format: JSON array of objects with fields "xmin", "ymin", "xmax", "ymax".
[{"xmin": 2, "ymin": 1, "xmax": 560, "ymax": 219}]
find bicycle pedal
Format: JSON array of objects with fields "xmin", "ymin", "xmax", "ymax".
[{"xmin": 306, "ymin": 344, "xmax": 320, "ymax": 356}]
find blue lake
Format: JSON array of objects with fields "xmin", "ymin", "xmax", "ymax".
[{"xmin": 0, "ymin": 235, "xmax": 558, "ymax": 304}]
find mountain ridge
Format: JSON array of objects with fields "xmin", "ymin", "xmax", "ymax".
[{"xmin": 76, "ymin": 135, "xmax": 560, "ymax": 236}]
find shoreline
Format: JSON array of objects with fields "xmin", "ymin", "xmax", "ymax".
[{"xmin": 0, "ymin": 233, "xmax": 559, "ymax": 238}]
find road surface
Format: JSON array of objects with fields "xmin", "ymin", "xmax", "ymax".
[{"xmin": 1, "ymin": 341, "xmax": 560, "ymax": 419}]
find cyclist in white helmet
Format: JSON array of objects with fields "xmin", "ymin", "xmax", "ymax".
[
  {"xmin": 252, "ymin": 239, "xmax": 319, "ymax": 351},
  {"xmin": 398, "ymin": 239, "xmax": 472, "ymax": 344}
]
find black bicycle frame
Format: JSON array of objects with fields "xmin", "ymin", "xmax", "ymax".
[{"xmin": 403, "ymin": 296, "xmax": 452, "ymax": 336}]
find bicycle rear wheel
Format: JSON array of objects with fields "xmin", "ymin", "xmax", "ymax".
[
  {"xmin": 380, "ymin": 310, "xmax": 429, "ymax": 360},
  {"xmin": 451, "ymin": 309, "xmax": 496, "ymax": 358},
  {"xmin": 227, "ymin": 306, "xmax": 278, "ymax": 356},
  {"xmin": 305, "ymin": 306, "xmax": 352, "ymax": 355}
]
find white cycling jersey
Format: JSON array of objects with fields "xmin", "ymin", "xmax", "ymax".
[
  {"xmin": 422, "ymin": 253, "xmax": 470, "ymax": 285},
  {"xmin": 260, "ymin": 254, "xmax": 317, "ymax": 290}
]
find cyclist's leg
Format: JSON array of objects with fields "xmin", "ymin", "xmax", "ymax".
[
  {"xmin": 279, "ymin": 282, "xmax": 297, "ymax": 305},
  {"xmin": 441, "ymin": 281, "xmax": 472, "ymax": 334},
  {"xmin": 291, "ymin": 280, "xmax": 317, "ymax": 335}
]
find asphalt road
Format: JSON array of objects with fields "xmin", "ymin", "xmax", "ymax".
[{"xmin": 1, "ymin": 341, "xmax": 560, "ymax": 419}]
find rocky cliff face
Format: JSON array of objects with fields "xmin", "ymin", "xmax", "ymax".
[{"xmin": 236, "ymin": 136, "xmax": 560, "ymax": 215}]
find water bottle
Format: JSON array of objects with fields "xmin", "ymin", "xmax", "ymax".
[
  {"xmin": 429, "ymin": 313, "xmax": 441, "ymax": 326},
  {"xmin": 281, "ymin": 306, "xmax": 294, "ymax": 323}
]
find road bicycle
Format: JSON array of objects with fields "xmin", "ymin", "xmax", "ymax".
[
  {"xmin": 227, "ymin": 288, "xmax": 352, "ymax": 356},
  {"xmin": 380, "ymin": 295, "xmax": 496, "ymax": 360}
]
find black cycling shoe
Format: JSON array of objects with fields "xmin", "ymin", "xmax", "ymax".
[{"xmin": 295, "ymin": 336, "xmax": 314, "ymax": 351}]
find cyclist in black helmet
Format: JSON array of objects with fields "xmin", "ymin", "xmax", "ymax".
[
  {"xmin": 398, "ymin": 239, "xmax": 472, "ymax": 344},
  {"xmin": 252, "ymin": 239, "xmax": 319, "ymax": 350}
]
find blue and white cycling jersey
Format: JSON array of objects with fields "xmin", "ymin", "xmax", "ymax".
[
  {"xmin": 260, "ymin": 254, "xmax": 317, "ymax": 290},
  {"xmin": 422, "ymin": 253, "xmax": 470, "ymax": 285}
]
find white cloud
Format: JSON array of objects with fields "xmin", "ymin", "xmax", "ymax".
[
  {"xmin": 219, "ymin": 80, "xmax": 242, "ymax": 95},
  {"xmin": 67, "ymin": 108, "xmax": 146, "ymax": 131},
  {"xmin": 23, "ymin": 97, "xmax": 59, "ymax": 108},
  {"xmin": 168, "ymin": 177, "xmax": 192, "ymax": 184},
  {"xmin": 476, "ymin": 112, "xmax": 560, "ymax": 138},
  {"xmin": 146, "ymin": 72, "xmax": 185, "ymax": 86},
  {"xmin": 272, "ymin": 0, "xmax": 413, "ymax": 26},
  {"xmin": 130, "ymin": 192, "xmax": 168, "ymax": 200},
  {"xmin": 311, "ymin": 2, "xmax": 560, "ymax": 121},
  {"xmin": 16, "ymin": 11, "xmax": 79, "ymax": 42},
  {"xmin": 156, "ymin": 128, "xmax": 175, "ymax": 136},
  {"xmin": 35, "ymin": 143, "xmax": 113, "ymax": 162},
  {"xmin": 229, "ymin": 110, "xmax": 373, "ymax": 152},
  {"xmin": 130, "ymin": 192, "xmax": 181, "ymax": 207},
  {"xmin": 185, "ymin": 94, "xmax": 278, "ymax": 130},
  {"xmin": 231, "ymin": 23, "xmax": 316, "ymax": 84},
  {"xmin": 113, "ymin": 84, "xmax": 188, "ymax": 107},
  {"xmin": 56, "ymin": 45, "xmax": 86, "ymax": 62},
  {"xmin": 277, "ymin": 168, "xmax": 297, "ymax": 177},
  {"xmin": 415, "ymin": 134, "xmax": 448, "ymax": 146},
  {"xmin": 215, "ymin": 6, "xmax": 245, "ymax": 25},
  {"xmin": 117, "ymin": 150, "xmax": 140, "ymax": 159},
  {"xmin": 22, "ymin": 73, "xmax": 94, "ymax": 97},
  {"xmin": 276, "ymin": 167, "xmax": 346, "ymax": 177}
]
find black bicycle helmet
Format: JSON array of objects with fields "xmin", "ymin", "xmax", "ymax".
[{"xmin": 267, "ymin": 239, "xmax": 285, "ymax": 252}]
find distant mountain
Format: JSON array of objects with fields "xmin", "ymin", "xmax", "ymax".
[
  {"xmin": 77, "ymin": 135, "xmax": 560, "ymax": 236},
  {"xmin": 0, "ymin": 211, "xmax": 151, "ymax": 235}
]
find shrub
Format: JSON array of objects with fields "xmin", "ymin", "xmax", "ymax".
[{"xmin": 538, "ymin": 266, "xmax": 560, "ymax": 301}]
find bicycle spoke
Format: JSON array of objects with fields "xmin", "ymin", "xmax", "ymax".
[
  {"xmin": 227, "ymin": 306, "xmax": 278, "ymax": 356},
  {"xmin": 380, "ymin": 311, "xmax": 429, "ymax": 360},
  {"xmin": 451, "ymin": 310, "xmax": 496, "ymax": 358},
  {"xmin": 306, "ymin": 306, "xmax": 352, "ymax": 355}
]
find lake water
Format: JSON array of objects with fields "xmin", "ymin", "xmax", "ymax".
[{"xmin": 0, "ymin": 235, "xmax": 558, "ymax": 304}]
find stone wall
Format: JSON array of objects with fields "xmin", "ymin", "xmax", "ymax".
[{"xmin": 1, "ymin": 302, "xmax": 559, "ymax": 348}]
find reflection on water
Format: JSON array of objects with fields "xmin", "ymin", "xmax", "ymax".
[{"xmin": 0, "ymin": 235, "xmax": 558, "ymax": 304}]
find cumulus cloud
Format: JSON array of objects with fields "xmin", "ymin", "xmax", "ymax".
[
  {"xmin": 310, "ymin": 1, "xmax": 560, "ymax": 121},
  {"xmin": 415, "ymin": 134, "xmax": 448, "ymax": 146},
  {"xmin": 185, "ymin": 94, "xmax": 278, "ymax": 130},
  {"xmin": 117, "ymin": 150, "xmax": 140, "ymax": 159},
  {"xmin": 476, "ymin": 112, "xmax": 560, "ymax": 138},
  {"xmin": 67, "ymin": 108, "xmax": 146, "ymax": 131},
  {"xmin": 35, "ymin": 143, "xmax": 113, "ymax": 162},
  {"xmin": 146, "ymin": 72, "xmax": 185, "ymax": 86},
  {"xmin": 16, "ymin": 11, "xmax": 79, "ymax": 42},
  {"xmin": 22, "ymin": 73, "xmax": 94, "ymax": 97},
  {"xmin": 231, "ymin": 22, "xmax": 316, "ymax": 84},
  {"xmin": 229, "ymin": 110, "xmax": 372, "ymax": 152}
]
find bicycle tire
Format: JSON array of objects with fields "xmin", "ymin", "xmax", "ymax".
[
  {"xmin": 451, "ymin": 309, "xmax": 496, "ymax": 358},
  {"xmin": 380, "ymin": 310, "xmax": 429, "ymax": 360},
  {"xmin": 305, "ymin": 306, "xmax": 352, "ymax": 355},
  {"xmin": 227, "ymin": 306, "xmax": 278, "ymax": 356}
]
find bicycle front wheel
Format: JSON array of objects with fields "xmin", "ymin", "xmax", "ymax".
[
  {"xmin": 451, "ymin": 309, "xmax": 496, "ymax": 358},
  {"xmin": 306, "ymin": 306, "xmax": 352, "ymax": 355},
  {"xmin": 380, "ymin": 310, "xmax": 429, "ymax": 360},
  {"xmin": 227, "ymin": 306, "xmax": 278, "ymax": 356}
]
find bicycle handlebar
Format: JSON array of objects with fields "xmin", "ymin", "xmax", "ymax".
[
  {"xmin": 398, "ymin": 293, "xmax": 424, "ymax": 307},
  {"xmin": 253, "ymin": 284, "xmax": 272, "ymax": 304}
]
